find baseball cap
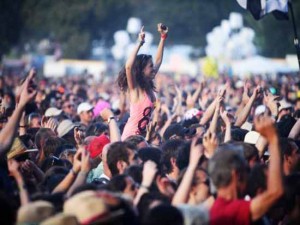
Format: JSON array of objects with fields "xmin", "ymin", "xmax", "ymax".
[
  {"xmin": 244, "ymin": 131, "xmax": 260, "ymax": 145},
  {"xmin": 86, "ymin": 135, "xmax": 110, "ymax": 158},
  {"xmin": 93, "ymin": 100, "xmax": 111, "ymax": 118},
  {"xmin": 57, "ymin": 120, "xmax": 76, "ymax": 137},
  {"xmin": 278, "ymin": 99, "xmax": 292, "ymax": 112},
  {"xmin": 163, "ymin": 123, "xmax": 195, "ymax": 140},
  {"xmin": 44, "ymin": 107, "xmax": 62, "ymax": 117},
  {"xmin": 77, "ymin": 102, "xmax": 93, "ymax": 115},
  {"xmin": 254, "ymin": 105, "xmax": 267, "ymax": 116}
]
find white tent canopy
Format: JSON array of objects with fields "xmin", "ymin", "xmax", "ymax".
[{"xmin": 231, "ymin": 55, "xmax": 297, "ymax": 76}]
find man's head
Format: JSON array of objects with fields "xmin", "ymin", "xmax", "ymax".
[
  {"xmin": 62, "ymin": 100, "xmax": 76, "ymax": 117},
  {"xmin": 161, "ymin": 139, "xmax": 185, "ymax": 175},
  {"xmin": 77, "ymin": 102, "xmax": 93, "ymax": 126},
  {"xmin": 107, "ymin": 142, "xmax": 138, "ymax": 177},
  {"xmin": 278, "ymin": 99, "xmax": 293, "ymax": 120},
  {"xmin": 125, "ymin": 135, "xmax": 149, "ymax": 150},
  {"xmin": 163, "ymin": 123, "xmax": 193, "ymax": 141},
  {"xmin": 280, "ymin": 138, "xmax": 300, "ymax": 175},
  {"xmin": 208, "ymin": 143, "xmax": 248, "ymax": 195}
]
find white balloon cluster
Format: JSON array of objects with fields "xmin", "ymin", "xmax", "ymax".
[
  {"xmin": 111, "ymin": 17, "xmax": 153, "ymax": 61},
  {"xmin": 205, "ymin": 12, "xmax": 257, "ymax": 60}
]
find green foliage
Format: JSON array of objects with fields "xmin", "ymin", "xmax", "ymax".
[
  {"xmin": 1, "ymin": 0, "xmax": 300, "ymax": 58},
  {"xmin": 21, "ymin": 0, "xmax": 133, "ymax": 58}
]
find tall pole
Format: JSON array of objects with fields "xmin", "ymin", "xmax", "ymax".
[{"xmin": 288, "ymin": 1, "xmax": 300, "ymax": 69}]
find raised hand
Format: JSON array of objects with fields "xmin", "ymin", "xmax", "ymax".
[
  {"xmin": 203, "ymin": 130, "xmax": 218, "ymax": 158},
  {"xmin": 146, "ymin": 121, "xmax": 157, "ymax": 142},
  {"xmin": 138, "ymin": 26, "xmax": 145, "ymax": 44},
  {"xmin": 74, "ymin": 127, "xmax": 85, "ymax": 146},
  {"xmin": 42, "ymin": 117, "xmax": 58, "ymax": 133},
  {"xmin": 142, "ymin": 160, "xmax": 158, "ymax": 188},
  {"xmin": 157, "ymin": 23, "xmax": 168, "ymax": 34},
  {"xmin": 189, "ymin": 136, "xmax": 204, "ymax": 169},
  {"xmin": 242, "ymin": 80, "xmax": 250, "ymax": 104},
  {"xmin": 81, "ymin": 148, "xmax": 91, "ymax": 173},
  {"xmin": 72, "ymin": 148, "xmax": 82, "ymax": 174},
  {"xmin": 263, "ymin": 91, "xmax": 279, "ymax": 117},
  {"xmin": 220, "ymin": 109, "xmax": 231, "ymax": 126},
  {"xmin": 254, "ymin": 115, "xmax": 277, "ymax": 141},
  {"xmin": 100, "ymin": 108, "xmax": 114, "ymax": 122},
  {"xmin": 18, "ymin": 68, "xmax": 37, "ymax": 108},
  {"xmin": 8, "ymin": 159, "xmax": 20, "ymax": 177}
]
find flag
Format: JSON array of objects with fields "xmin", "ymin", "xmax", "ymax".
[{"xmin": 236, "ymin": 0, "xmax": 289, "ymax": 20}]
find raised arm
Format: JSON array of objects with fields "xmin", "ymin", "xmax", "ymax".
[
  {"xmin": 125, "ymin": 27, "xmax": 145, "ymax": 91},
  {"xmin": 288, "ymin": 118, "xmax": 300, "ymax": 139},
  {"xmin": 172, "ymin": 137, "xmax": 203, "ymax": 205},
  {"xmin": 0, "ymin": 69, "xmax": 37, "ymax": 157},
  {"xmin": 100, "ymin": 108, "xmax": 121, "ymax": 142},
  {"xmin": 67, "ymin": 148, "xmax": 91, "ymax": 197},
  {"xmin": 220, "ymin": 109, "xmax": 232, "ymax": 143},
  {"xmin": 250, "ymin": 115, "xmax": 283, "ymax": 221},
  {"xmin": 52, "ymin": 149, "xmax": 82, "ymax": 194},
  {"xmin": 8, "ymin": 159, "xmax": 30, "ymax": 205},
  {"xmin": 235, "ymin": 86, "xmax": 260, "ymax": 127},
  {"xmin": 153, "ymin": 23, "xmax": 168, "ymax": 74}
]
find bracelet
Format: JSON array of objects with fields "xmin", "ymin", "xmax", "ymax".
[
  {"xmin": 107, "ymin": 116, "xmax": 115, "ymax": 124},
  {"xmin": 19, "ymin": 125, "xmax": 27, "ymax": 128},
  {"xmin": 140, "ymin": 184, "xmax": 150, "ymax": 190},
  {"xmin": 19, "ymin": 183, "xmax": 27, "ymax": 191},
  {"xmin": 161, "ymin": 33, "xmax": 168, "ymax": 40},
  {"xmin": 70, "ymin": 168, "xmax": 78, "ymax": 176},
  {"xmin": 139, "ymin": 40, "xmax": 145, "ymax": 46},
  {"xmin": 79, "ymin": 171, "xmax": 88, "ymax": 176}
]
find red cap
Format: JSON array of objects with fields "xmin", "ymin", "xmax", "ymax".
[{"xmin": 86, "ymin": 135, "xmax": 110, "ymax": 159}]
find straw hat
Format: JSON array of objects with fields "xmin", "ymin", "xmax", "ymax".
[
  {"xmin": 41, "ymin": 213, "xmax": 79, "ymax": 225},
  {"xmin": 7, "ymin": 137, "xmax": 38, "ymax": 160},
  {"xmin": 17, "ymin": 201, "xmax": 54, "ymax": 224},
  {"xmin": 64, "ymin": 191, "xmax": 123, "ymax": 225}
]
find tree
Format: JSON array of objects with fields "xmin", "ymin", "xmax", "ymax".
[{"xmin": 0, "ymin": 0, "xmax": 23, "ymax": 59}]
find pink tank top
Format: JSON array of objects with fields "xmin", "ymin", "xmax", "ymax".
[{"xmin": 121, "ymin": 92, "xmax": 154, "ymax": 140}]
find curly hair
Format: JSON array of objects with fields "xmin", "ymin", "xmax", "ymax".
[{"xmin": 117, "ymin": 54, "xmax": 155, "ymax": 92}]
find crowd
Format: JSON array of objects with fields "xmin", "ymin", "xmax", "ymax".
[{"xmin": 0, "ymin": 23, "xmax": 300, "ymax": 225}]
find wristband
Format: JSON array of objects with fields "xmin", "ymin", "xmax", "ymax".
[
  {"xmin": 70, "ymin": 168, "xmax": 78, "ymax": 176},
  {"xmin": 139, "ymin": 40, "xmax": 145, "ymax": 46},
  {"xmin": 108, "ymin": 116, "xmax": 115, "ymax": 124},
  {"xmin": 19, "ymin": 125, "xmax": 27, "ymax": 128},
  {"xmin": 140, "ymin": 184, "xmax": 150, "ymax": 190},
  {"xmin": 161, "ymin": 33, "xmax": 168, "ymax": 40},
  {"xmin": 79, "ymin": 171, "xmax": 88, "ymax": 176}
]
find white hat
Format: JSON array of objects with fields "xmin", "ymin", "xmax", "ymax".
[
  {"xmin": 278, "ymin": 99, "xmax": 292, "ymax": 112},
  {"xmin": 77, "ymin": 102, "xmax": 93, "ymax": 115},
  {"xmin": 184, "ymin": 108, "xmax": 200, "ymax": 120},
  {"xmin": 57, "ymin": 120, "xmax": 75, "ymax": 137},
  {"xmin": 45, "ymin": 107, "xmax": 62, "ymax": 117},
  {"xmin": 241, "ymin": 121, "xmax": 253, "ymax": 131},
  {"xmin": 63, "ymin": 191, "xmax": 123, "ymax": 224},
  {"xmin": 254, "ymin": 105, "xmax": 267, "ymax": 116},
  {"xmin": 41, "ymin": 213, "xmax": 79, "ymax": 225},
  {"xmin": 17, "ymin": 201, "xmax": 55, "ymax": 224},
  {"xmin": 244, "ymin": 131, "xmax": 260, "ymax": 145}
]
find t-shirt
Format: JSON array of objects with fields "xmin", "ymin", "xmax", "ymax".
[
  {"xmin": 210, "ymin": 197, "xmax": 251, "ymax": 225},
  {"xmin": 121, "ymin": 92, "xmax": 154, "ymax": 140},
  {"xmin": 177, "ymin": 204, "xmax": 209, "ymax": 225}
]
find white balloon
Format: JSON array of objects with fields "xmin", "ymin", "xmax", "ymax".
[
  {"xmin": 144, "ymin": 32, "xmax": 153, "ymax": 46},
  {"xmin": 229, "ymin": 12, "xmax": 243, "ymax": 29},
  {"xmin": 113, "ymin": 30, "xmax": 130, "ymax": 47},
  {"xmin": 111, "ymin": 45, "xmax": 125, "ymax": 60},
  {"xmin": 127, "ymin": 17, "xmax": 142, "ymax": 34},
  {"xmin": 221, "ymin": 20, "xmax": 231, "ymax": 35}
]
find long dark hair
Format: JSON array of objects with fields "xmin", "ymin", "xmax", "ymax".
[{"xmin": 117, "ymin": 54, "xmax": 155, "ymax": 92}]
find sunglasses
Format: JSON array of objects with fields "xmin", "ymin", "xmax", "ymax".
[{"xmin": 64, "ymin": 104, "xmax": 74, "ymax": 109}]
